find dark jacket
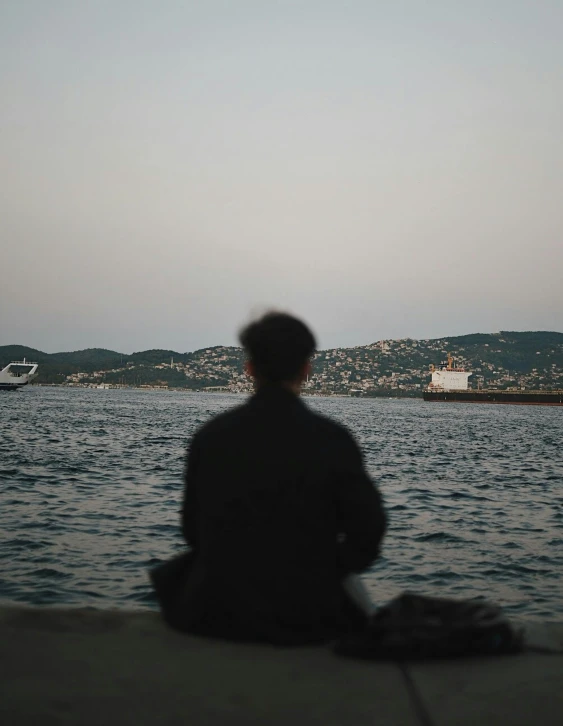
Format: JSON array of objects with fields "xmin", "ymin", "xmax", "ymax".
[{"xmin": 176, "ymin": 385, "xmax": 386, "ymax": 644}]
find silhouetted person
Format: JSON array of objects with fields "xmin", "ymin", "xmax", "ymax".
[{"xmin": 151, "ymin": 312, "xmax": 387, "ymax": 644}]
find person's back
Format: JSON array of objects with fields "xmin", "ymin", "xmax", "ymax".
[{"xmin": 153, "ymin": 313, "xmax": 387, "ymax": 644}]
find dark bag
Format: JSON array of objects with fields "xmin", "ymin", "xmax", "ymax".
[
  {"xmin": 149, "ymin": 551, "xmax": 195, "ymax": 613},
  {"xmin": 334, "ymin": 593, "xmax": 522, "ymax": 660}
]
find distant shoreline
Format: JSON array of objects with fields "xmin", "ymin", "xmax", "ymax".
[
  {"xmin": 31, "ymin": 384, "xmax": 420, "ymax": 400},
  {"xmin": 5, "ymin": 331, "xmax": 562, "ymax": 396}
]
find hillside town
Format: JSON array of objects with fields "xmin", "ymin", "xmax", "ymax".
[{"xmin": 60, "ymin": 334, "xmax": 563, "ymax": 396}]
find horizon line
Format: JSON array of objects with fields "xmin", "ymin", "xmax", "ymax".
[{"xmin": 2, "ymin": 329, "xmax": 563, "ymax": 357}]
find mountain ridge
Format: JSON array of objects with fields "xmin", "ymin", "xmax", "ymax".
[
  {"xmin": 3, "ymin": 331, "xmax": 562, "ymax": 360},
  {"xmin": 2, "ymin": 331, "xmax": 563, "ymax": 393}
]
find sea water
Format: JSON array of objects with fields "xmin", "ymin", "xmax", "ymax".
[{"xmin": 1, "ymin": 388, "xmax": 562, "ymax": 620}]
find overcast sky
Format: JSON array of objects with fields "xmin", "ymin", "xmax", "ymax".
[{"xmin": 1, "ymin": 1, "xmax": 561, "ymax": 354}]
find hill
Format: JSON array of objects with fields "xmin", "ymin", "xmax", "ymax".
[
  {"xmin": 1, "ymin": 331, "xmax": 562, "ymax": 394},
  {"xmin": 0, "ymin": 346, "xmax": 127, "ymax": 384}
]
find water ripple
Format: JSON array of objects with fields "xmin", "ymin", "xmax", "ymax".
[{"xmin": 0, "ymin": 388, "xmax": 562, "ymax": 621}]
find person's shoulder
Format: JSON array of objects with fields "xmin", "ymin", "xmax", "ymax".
[
  {"xmin": 305, "ymin": 406, "xmax": 358, "ymax": 447},
  {"xmin": 304, "ymin": 407, "xmax": 365, "ymax": 468},
  {"xmin": 193, "ymin": 399, "xmax": 253, "ymax": 441}
]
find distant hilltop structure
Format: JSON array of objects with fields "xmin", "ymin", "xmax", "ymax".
[{"xmin": 427, "ymin": 354, "xmax": 472, "ymax": 391}]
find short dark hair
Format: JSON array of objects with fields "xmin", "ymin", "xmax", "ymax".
[{"xmin": 239, "ymin": 312, "xmax": 316, "ymax": 383}]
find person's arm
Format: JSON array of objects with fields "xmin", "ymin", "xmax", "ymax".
[
  {"xmin": 334, "ymin": 433, "xmax": 387, "ymax": 575},
  {"xmin": 181, "ymin": 432, "xmax": 202, "ymax": 549}
]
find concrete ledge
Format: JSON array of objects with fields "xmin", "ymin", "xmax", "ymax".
[
  {"xmin": 0, "ymin": 606, "xmax": 417, "ymax": 726},
  {"xmin": 0, "ymin": 606, "xmax": 561, "ymax": 726}
]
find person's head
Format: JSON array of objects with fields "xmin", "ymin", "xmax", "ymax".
[{"xmin": 239, "ymin": 312, "xmax": 316, "ymax": 389}]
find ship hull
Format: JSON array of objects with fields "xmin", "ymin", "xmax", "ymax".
[
  {"xmin": 0, "ymin": 381, "xmax": 30, "ymax": 391},
  {"xmin": 423, "ymin": 390, "xmax": 563, "ymax": 406}
]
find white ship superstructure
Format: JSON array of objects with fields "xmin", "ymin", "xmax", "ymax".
[
  {"xmin": 427, "ymin": 354, "xmax": 471, "ymax": 391},
  {"xmin": 0, "ymin": 360, "xmax": 39, "ymax": 391}
]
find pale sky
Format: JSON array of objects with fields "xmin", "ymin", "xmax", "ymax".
[{"xmin": 1, "ymin": 0, "xmax": 562, "ymax": 353}]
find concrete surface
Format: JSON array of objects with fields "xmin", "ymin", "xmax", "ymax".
[
  {"xmin": 0, "ymin": 606, "xmax": 561, "ymax": 726},
  {"xmin": 406, "ymin": 653, "xmax": 563, "ymax": 726}
]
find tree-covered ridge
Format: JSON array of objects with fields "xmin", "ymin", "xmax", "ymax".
[{"xmin": 1, "ymin": 331, "xmax": 562, "ymax": 393}]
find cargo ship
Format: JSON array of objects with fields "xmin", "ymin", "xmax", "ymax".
[{"xmin": 423, "ymin": 355, "xmax": 563, "ymax": 406}]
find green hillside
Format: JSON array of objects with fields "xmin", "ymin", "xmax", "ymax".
[
  {"xmin": 1, "ymin": 331, "xmax": 562, "ymax": 392},
  {"xmin": 0, "ymin": 345, "xmax": 52, "ymax": 363}
]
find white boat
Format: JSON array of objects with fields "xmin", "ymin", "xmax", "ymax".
[{"xmin": 0, "ymin": 360, "xmax": 39, "ymax": 391}]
